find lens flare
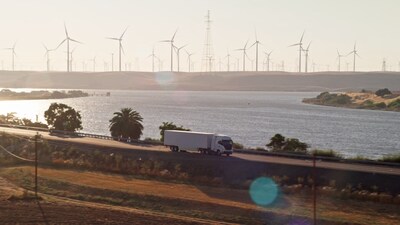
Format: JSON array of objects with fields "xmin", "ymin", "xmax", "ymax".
[
  {"xmin": 249, "ymin": 177, "xmax": 279, "ymax": 206},
  {"xmin": 154, "ymin": 71, "xmax": 175, "ymax": 87}
]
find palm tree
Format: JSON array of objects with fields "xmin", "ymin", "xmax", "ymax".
[{"xmin": 109, "ymin": 108, "xmax": 143, "ymax": 140}]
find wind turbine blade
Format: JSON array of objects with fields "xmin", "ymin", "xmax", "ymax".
[
  {"xmin": 288, "ymin": 43, "xmax": 300, "ymax": 47},
  {"xmin": 120, "ymin": 26, "xmax": 129, "ymax": 39},
  {"xmin": 13, "ymin": 42, "xmax": 17, "ymax": 49},
  {"xmin": 42, "ymin": 43, "xmax": 48, "ymax": 51},
  {"xmin": 69, "ymin": 38, "xmax": 83, "ymax": 44},
  {"xmin": 64, "ymin": 23, "xmax": 69, "ymax": 37},
  {"xmin": 346, "ymin": 51, "xmax": 353, "ymax": 56},
  {"xmin": 244, "ymin": 40, "xmax": 249, "ymax": 49},
  {"xmin": 300, "ymin": 30, "xmax": 305, "ymax": 43},
  {"xmin": 159, "ymin": 40, "xmax": 171, "ymax": 42},
  {"xmin": 179, "ymin": 44, "xmax": 188, "ymax": 50},
  {"xmin": 307, "ymin": 41, "xmax": 312, "ymax": 50},
  {"xmin": 56, "ymin": 39, "xmax": 67, "ymax": 50},
  {"xmin": 249, "ymin": 42, "xmax": 256, "ymax": 48},
  {"xmin": 337, "ymin": 49, "xmax": 340, "ymax": 56},
  {"xmin": 172, "ymin": 28, "xmax": 178, "ymax": 41},
  {"xmin": 106, "ymin": 37, "xmax": 120, "ymax": 41},
  {"xmin": 254, "ymin": 28, "xmax": 258, "ymax": 41}
]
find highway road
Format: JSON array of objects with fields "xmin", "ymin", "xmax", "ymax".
[{"xmin": 1, "ymin": 126, "xmax": 399, "ymax": 176}]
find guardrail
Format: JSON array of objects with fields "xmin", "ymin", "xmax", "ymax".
[{"xmin": 1, "ymin": 123, "xmax": 398, "ymax": 167}]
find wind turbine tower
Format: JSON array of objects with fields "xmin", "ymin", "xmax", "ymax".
[
  {"xmin": 148, "ymin": 47, "xmax": 157, "ymax": 72},
  {"xmin": 5, "ymin": 42, "xmax": 17, "ymax": 71},
  {"xmin": 185, "ymin": 50, "xmax": 194, "ymax": 72},
  {"xmin": 225, "ymin": 50, "xmax": 231, "ymax": 72},
  {"xmin": 347, "ymin": 42, "xmax": 360, "ymax": 72},
  {"xmin": 336, "ymin": 50, "xmax": 345, "ymax": 72},
  {"xmin": 303, "ymin": 42, "xmax": 311, "ymax": 73},
  {"xmin": 264, "ymin": 51, "xmax": 272, "ymax": 72},
  {"xmin": 43, "ymin": 44, "xmax": 55, "ymax": 71},
  {"xmin": 107, "ymin": 27, "xmax": 128, "ymax": 72},
  {"xmin": 161, "ymin": 29, "xmax": 178, "ymax": 71},
  {"xmin": 250, "ymin": 30, "xmax": 262, "ymax": 71},
  {"xmin": 201, "ymin": 10, "xmax": 214, "ymax": 72},
  {"xmin": 382, "ymin": 58, "xmax": 387, "ymax": 72},
  {"xmin": 174, "ymin": 44, "xmax": 187, "ymax": 72},
  {"xmin": 57, "ymin": 24, "xmax": 82, "ymax": 72},
  {"xmin": 289, "ymin": 31, "xmax": 305, "ymax": 73},
  {"xmin": 235, "ymin": 41, "xmax": 249, "ymax": 71}
]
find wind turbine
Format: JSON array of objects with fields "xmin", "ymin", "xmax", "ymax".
[
  {"xmin": 250, "ymin": 30, "xmax": 262, "ymax": 71},
  {"xmin": 148, "ymin": 47, "xmax": 157, "ymax": 72},
  {"xmin": 303, "ymin": 42, "xmax": 311, "ymax": 73},
  {"xmin": 347, "ymin": 42, "xmax": 360, "ymax": 72},
  {"xmin": 235, "ymin": 41, "xmax": 249, "ymax": 71},
  {"xmin": 264, "ymin": 50, "xmax": 272, "ymax": 72},
  {"xmin": 69, "ymin": 46, "xmax": 78, "ymax": 72},
  {"xmin": 160, "ymin": 29, "xmax": 178, "ymax": 71},
  {"xmin": 106, "ymin": 27, "xmax": 128, "ymax": 72},
  {"xmin": 289, "ymin": 31, "xmax": 305, "ymax": 72},
  {"xmin": 43, "ymin": 44, "xmax": 55, "ymax": 71},
  {"xmin": 207, "ymin": 56, "xmax": 213, "ymax": 72},
  {"xmin": 4, "ymin": 42, "xmax": 17, "ymax": 71},
  {"xmin": 57, "ymin": 24, "xmax": 82, "ymax": 72},
  {"xmin": 174, "ymin": 44, "xmax": 187, "ymax": 72},
  {"xmin": 185, "ymin": 50, "xmax": 194, "ymax": 72},
  {"xmin": 336, "ymin": 50, "xmax": 345, "ymax": 72},
  {"xmin": 224, "ymin": 50, "xmax": 231, "ymax": 72},
  {"xmin": 90, "ymin": 57, "xmax": 96, "ymax": 72}
]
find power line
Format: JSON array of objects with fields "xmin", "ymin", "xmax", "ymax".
[{"xmin": 0, "ymin": 144, "xmax": 34, "ymax": 162}]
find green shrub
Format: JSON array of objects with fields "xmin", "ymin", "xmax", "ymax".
[
  {"xmin": 232, "ymin": 142, "xmax": 244, "ymax": 150},
  {"xmin": 374, "ymin": 102, "xmax": 386, "ymax": 109},
  {"xmin": 310, "ymin": 149, "xmax": 343, "ymax": 158},
  {"xmin": 387, "ymin": 99, "xmax": 400, "ymax": 110},
  {"xmin": 266, "ymin": 134, "xmax": 308, "ymax": 153},
  {"xmin": 375, "ymin": 88, "xmax": 392, "ymax": 97},
  {"xmin": 379, "ymin": 154, "xmax": 400, "ymax": 163}
]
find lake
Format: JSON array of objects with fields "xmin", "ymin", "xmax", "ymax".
[{"xmin": 0, "ymin": 90, "xmax": 399, "ymax": 158}]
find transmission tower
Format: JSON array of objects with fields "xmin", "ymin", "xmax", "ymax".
[{"xmin": 201, "ymin": 10, "xmax": 214, "ymax": 72}]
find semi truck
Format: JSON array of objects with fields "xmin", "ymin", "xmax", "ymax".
[{"xmin": 164, "ymin": 130, "xmax": 233, "ymax": 156}]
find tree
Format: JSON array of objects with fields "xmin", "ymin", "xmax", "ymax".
[
  {"xmin": 109, "ymin": 108, "xmax": 143, "ymax": 140},
  {"xmin": 266, "ymin": 134, "xmax": 285, "ymax": 151},
  {"xmin": 266, "ymin": 134, "xmax": 309, "ymax": 153},
  {"xmin": 375, "ymin": 88, "xmax": 392, "ymax": 97},
  {"xmin": 159, "ymin": 122, "xmax": 190, "ymax": 142},
  {"xmin": 44, "ymin": 103, "xmax": 82, "ymax": 131}
]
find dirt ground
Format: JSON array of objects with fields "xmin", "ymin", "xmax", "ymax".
[
  {"xmin": 346, "ymin": 92, "xmax": 400, "ymax": 104},
  {"xmin": 1, "ymin": 167, "xmax": 399, "ymax": 225},
  {"xmin": 0, "ymin": 176, "xmax": 229, "ymax": 225}
]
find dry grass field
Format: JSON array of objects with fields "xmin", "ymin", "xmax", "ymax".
[{"xmin": 1, "ymin": 166, "xmax": 399, "ymax": 224}]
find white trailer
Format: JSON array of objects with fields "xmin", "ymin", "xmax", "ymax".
[{"xmin": 164, "ymin": 130, "xmax": 233, "ymax": 156}]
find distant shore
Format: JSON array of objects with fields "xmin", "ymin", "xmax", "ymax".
[
  {"xmin": 0, "ymin": 71, "xmax": 399, "ymax": 91},
  {"xmin": 0, "ymin": 89, "xmax": 89, "ymax": 101},
  {"xmin": 303, "ymin": 91, "xmax": 400, "ymax": 112}
]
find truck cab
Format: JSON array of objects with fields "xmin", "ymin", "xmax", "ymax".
[{"xmin": 213, "ymin": 135, "xmax": 233, "ymax": 156}]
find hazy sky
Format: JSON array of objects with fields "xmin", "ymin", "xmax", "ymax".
[{"xmin": 0, "ymin": 0, "xmax": 399, "ymax": 72}]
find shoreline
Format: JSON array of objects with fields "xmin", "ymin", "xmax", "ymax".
[{"xmin": 303, "ymin": 92, "xmax": 400, "ymax": 112}]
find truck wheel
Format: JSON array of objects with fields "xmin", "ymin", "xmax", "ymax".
[
  {"xmin": 174, "ymin": 146, "xmax": 179, "ymax": 152},
  {"xmin": 216, "ymin": 150, "xmax": 221, "ymax": 156}
]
